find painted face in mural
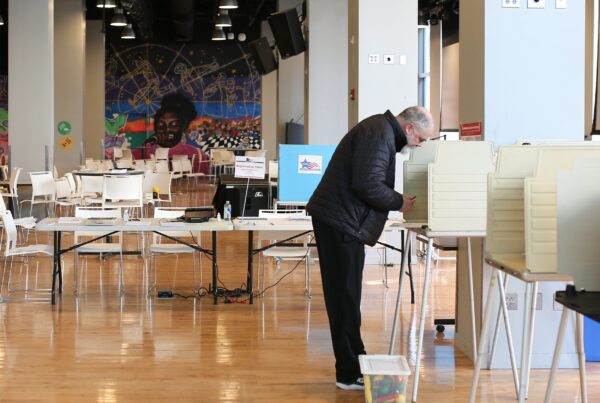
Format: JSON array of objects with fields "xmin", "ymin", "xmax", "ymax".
[{"xmin": 155, "ymin": 112, "xmax": 183, "ymax": 148}]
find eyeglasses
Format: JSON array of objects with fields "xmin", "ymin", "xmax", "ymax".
[{"xmin": 427, "ymin": 135, "xmax": 447, "ymax": 141}]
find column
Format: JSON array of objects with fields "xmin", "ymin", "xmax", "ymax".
[
  {"xmin": 54, "ymin": 0, "xmax": 85, "ymax": 174},
  {"xmin": 8, "ymin": 0, "xmax": 54, "ymax": 181}
]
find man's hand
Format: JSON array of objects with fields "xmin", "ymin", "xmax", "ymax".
[{"xmin": 400, "ymin": 195, "xmax": 416, "ymax": 213}]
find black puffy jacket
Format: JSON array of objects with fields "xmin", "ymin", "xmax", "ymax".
[{"xmin": 307, "ymin": 110, "xmax": 408, "ymax": 246}]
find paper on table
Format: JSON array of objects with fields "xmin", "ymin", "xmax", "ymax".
[{"xmin": 58, "ymin": 217, "xmax": 83, "ymax": 224}]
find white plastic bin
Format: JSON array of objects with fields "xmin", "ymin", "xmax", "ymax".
[{"xmin": 359, "ymin": 354, "xmax": 410, "ymax": 403}]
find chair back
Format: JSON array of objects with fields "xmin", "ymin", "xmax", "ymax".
[
  {"xmin": 0, "ymin": 210, "xmax": 18, "ymax": 254},
  {"xmin": 143, "ymin": 172, "xmax": 173, "ymax": 202},
  {"xmin": 75, "ymin": 207, "xmax": 122, "ymax": 239},
  {"xmin": 113, "ymin": 147, "xmax": 124, "ymax": 160},
  {"xmin": 171, "ymin": 160, "xmax": 183, "ymax": 178},
  {"xmin": 246, "ymin": 150, "xmax": 266, "ymax": 158},
  {"xmin": 9, "ymin": 167, "xmax": 21, "ymax": 195},
  {"xmin": 180, "ymin": 158, "xmax": 193, "ymax": 175},
  {"xmin": 54, "ymin": 178, "xmax": 72, "ymax": 200},
  {"xmin": 145, "ymin": 160, "xmax": 157, "ymax": 171},
  {"xmin": 116, "ymin": 159, "xmax": 133, "ymax": 169},
  {"xmin": 153, "ymin": 207, "xmax": 194, "ymax": 239},
  {"xmin": 64, "ymin": 172, "xmax": 78, "ymax": 196},
  {"xmin": 121, "ymin": 149, "xmax": 133, "ymax": 161},
  {"xmin": 80, "ymin": 175, "xmax": 104, "ymax": 196},
  {"xmin": 85, "ymin": 160, "xmax": 100, "ymax": 171},
  {"xmin": 155, "ymin": 148, "xmax": 169, "ymax": 161},
  {"xmin": 133, "ymin": 160, "xmax": 146, "ymax": 171},
  {"xmin": 172, "ymin": 154, "xmax": 188, "ymax": 161},
  {"xmin": 257, "ymin": 209, "xmax": 310, "ymax": 243},
  {"xmin": 103, "ymin": 175, "xmax": 143, "ymax": 203},
  {"xmin": 30, "ymin": 171, "xmax": 56, "ymax": 200},
  {"xmin": 101, "ymin": 160, "xmax": 114, "ymax": 171},
  {"xmin": 268, "ymin": 160, "xmax": 278, "ymax": 179},
  {"xmin": 155, "ymin": 160, "xmax": 169, "ymax": 173}
]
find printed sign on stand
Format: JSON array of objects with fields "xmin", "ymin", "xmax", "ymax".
[{"xmin": 234, "ymin": 156, "xmax": 266, "ymax": 179}]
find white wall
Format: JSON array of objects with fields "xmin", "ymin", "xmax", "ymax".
[
  {"xmin": 441, "ymin": 43, "xmax": 459, "ymax": 130},
  {"xmin": 9, "ymin": 0, "xmax": 54, "ymax": 181},
  {"xmin": 84, "ymin": 20, "xmax": 105, "ymax": 160},
  {"xmin": 484, "ymin": 1, "xmax": 585, "ymax": 144},
  {"xmin": 306, "ymin": 0, "xmax": 348, "ymax": 145},
  {"xmin": 356, "ymin": 0, "xmax": 419, "ymax": 120},
  {"xmin": 54, "ymin": 0, "xmax": 84, "ymax": 174}
]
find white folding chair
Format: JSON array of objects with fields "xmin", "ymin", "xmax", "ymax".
[
  {"xmin": 21, "ymin": 171, "xmax": 56, "ymax": 218},
  {"xmin": 102, "ymin": 175, "xmax": 144, "ymax": 218},
  {"xmin": 155, "ymin": 148, "xmax": 169, "ymax": 161},
  {"xmin": 54, "ymin": 177, "xmax": 79, "ymax": 216},
  {"xmin": 0, "ymin": 210, "xmax": 52, "ymax": 301},
  {"xmin": 101, "ymin": 160, "xmax": 114, "ymax": 171},
  {"xmin": 155, "ymin": 160, "xmax": 169, "ymax": 173},
  {"xmin": 133, "ymin": 160, "xmax": 146, "ymax": 171},
  {"xmin": 142, "ymin": 172, "xmax": 173, "ymax": 213},
  {"xmin": 170, "ymin": 159, "xmax": 184, "ymax": 180},
  {"xmin": 0, "ymin": 167, "xmax": 22, "ymax": 218},
  {"xmin": 113, "ymin": 147, "xmax": 124, "ymax": 161},
  {"xmin": 73, "ymin": 207, "xmax": 124, "ymax": 294},
  {"xmin": 147, "ymin": 207, "xmax": 203, "ymax": 294},
  {"xmin": 256, "ymin": 209, "xmax": 312, "ymax": 297}
]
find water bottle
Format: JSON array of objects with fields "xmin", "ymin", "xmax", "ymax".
[
  {"xmin": 123, "ymin": 209, "xmax": 129, "ymax": 222},
  {"xmin": 224, "ymin": 200, "xmax": 232, "ymax": 220}
]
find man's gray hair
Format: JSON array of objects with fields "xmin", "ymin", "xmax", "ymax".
[{"xmin": 399, "ymin": 106, "xmax": 432, "ymax": 129}]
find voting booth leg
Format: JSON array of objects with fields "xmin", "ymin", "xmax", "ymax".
[
  {"xmin": 575, "ymin": 313, "xmax": 588, "ymax": 403},
  {"xmin": 544, "ymin": 307, "xmax": 570, "ymax": 403},
  {"xmin": 388, "ymin": 230, "xmax": 412, "ymax": 355},
  {"xmin": 469, "ymin": 269, "xmax": 500, "ymax": 403},
  {"xmin": 467, "ymin": 237, "xmax": 478, "ymax": 363},
  {"xmin": 411, "ymin": 237, "xmax": 433, "ymax": 403},
  {"xmin": 494, "ymin": 272, "xmax": 520, "ymax": 398},
  {"xmin": 489, "ymin": 273, "xmax": 509, "ymax": 364},
  {"xmin": 518, "ymin": 282, "xmax": 538, "ymax": 402}
]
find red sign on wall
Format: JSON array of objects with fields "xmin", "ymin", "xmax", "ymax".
[{"xmin": 460, "ymin": 121, "xmax": 482, "ymax": 137}]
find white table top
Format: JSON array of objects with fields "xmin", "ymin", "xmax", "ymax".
[
  {"xmin": 233, "ymin": 217, "xmax": 313, "ymax": 231},
  {"xmin": 411, "ymin": 226, "xmax": 487, "ymax": 239},
  {"xmin": 35, "ymin": 217, "xmax": 233, "ymax": 232}
]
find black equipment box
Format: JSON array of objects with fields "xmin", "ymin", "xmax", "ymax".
[{"xmin": 213, "ymin": 174, "xmax": 270, "ymax": 217}]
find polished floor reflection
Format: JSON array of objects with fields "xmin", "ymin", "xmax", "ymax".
[{"xmin": 0, "ymin": 184, "xmax": 597, "ymax": 402}]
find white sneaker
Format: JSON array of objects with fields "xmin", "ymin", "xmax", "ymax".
[{"xmin": 335, "ymin": 377, "xmax": 365, "ymax": 391}]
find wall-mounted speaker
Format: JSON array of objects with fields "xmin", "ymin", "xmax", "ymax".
[
  {"xmin": 248, "ymin": 37, "xmax": 278, "ymax": 75},
  {"xmin": 267, "ymin": 7, "xmax": 306, "ymax": 59}
]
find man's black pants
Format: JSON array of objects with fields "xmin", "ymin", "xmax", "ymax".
[{"xmin": 312, "ymin": 217, "xmax": 366, "ymax": 383}]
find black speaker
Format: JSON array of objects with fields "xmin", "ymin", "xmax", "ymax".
[
  {"xmin": 248, "ymin": 37, "xmax": 278, "ymax": 75},
  {"xmin": 267, "ymin": 7, "xmax": 306, "ymax": 59}
]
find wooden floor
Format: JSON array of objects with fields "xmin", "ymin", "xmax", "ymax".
[{"xmin": 0, "ymin": 183, "xmax": 598, "ymax": 402}]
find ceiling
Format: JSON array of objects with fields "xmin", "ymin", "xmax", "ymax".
[{"xmin": 86, "ymin": 0, "xmax": 278, "ymax": 44}]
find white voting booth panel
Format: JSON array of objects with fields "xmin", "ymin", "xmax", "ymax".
[
  {"xmin": 487, "ymin": 145, "xmax": 541, "ymax": 264},
  {"xmin": 525, "ymin": 146, "xmax": 600, "ymax": 274},
  {"xmin": 428, "ymin": 141, "xmax": 495, "ymax": 232},
  {"xmin": 479, "ymin": 145, "xmax": 600, "ymax": 369},
  {"xmin": 402, "ymin": 141, "xmax": 438, "ymax": 224},
  {"xmin": 557, "ymin": 159, "xmax": 600, "ymax": 290}
]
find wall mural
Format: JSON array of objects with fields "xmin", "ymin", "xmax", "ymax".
[
  {"xmin": 0, "ymin": 75, "xmax": 8, "ymax": 167},
  {"xmin": 105, "ymin": 42, "xmax": 262, "ymax": 171}
]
